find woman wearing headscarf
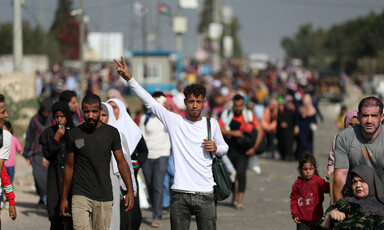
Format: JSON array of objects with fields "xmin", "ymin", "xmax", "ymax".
[
  {"xmin": 23, "ymin": 98, "xmax": 53, "ymax": 208},
  {"xmin": 276, "ymin": 95, "xmax": 296, "ymax": 161},
  {"xmin": 107, "ymin": 98, "xmax": 148, "ymax": 230},
  {"xmin": 318, "ymin": 165, "xmax": 384, "ymax": 230},
  {"xmin": 100, "ymin": 102, "xmax": 137, "ymax": 230},
  {"xmin": 261, "ymin": 99, "xmax": 278, "ymax": 159},
  {"xmin": 327, "ymin": 110, "xmax": 359, "ymax": 205},
  {"xmin": 294, "ymin": 93, "xmax": 318, "ymax": 158},
  {"xmin": 107, "ymin": 89, "xmax": 130, "ymax": 115},
  {"xmin": 39, "ymin": 101, "xmax": 74, "ymax": 229}
]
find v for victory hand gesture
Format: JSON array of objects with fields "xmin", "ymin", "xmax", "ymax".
[{"xmin": 114, "ymin": 56, "xmax": 133, "ymax": 81}]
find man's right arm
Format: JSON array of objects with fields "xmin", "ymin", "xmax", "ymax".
[
  {"xmin": 333, "ymin": 132, "xmax": 349, "ymax": 202},
  {"xmin": 333, "ymin": 168, "xmax": 348, "ymax": 202},
  {"xmin": 114, "ymin": 57, "xmax": 174, "ymax": 128},
  {"xmin": 60, "ymin": 152, "xmax": 74, "ymax": 216}
]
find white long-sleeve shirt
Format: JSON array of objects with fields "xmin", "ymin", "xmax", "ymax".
[
  {"xmin": 128, "ymin": 78, "xmax": 229, "ymax": 192},
  {"xmin": 139, "ymin": 114, "xmax": 171, "ymax": 159}
]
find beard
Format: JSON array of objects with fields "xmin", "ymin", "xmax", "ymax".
[
  {"xmin": 361, "ymin": 123, "xmax": 380, "ymax": 136},
  {"xmin": 85, "ymin": 117, "xmax": 100, "ymax": 128}
]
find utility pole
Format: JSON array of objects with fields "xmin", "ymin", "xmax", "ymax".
[
  {"xmin": 13, "ymin": 0, "xmax": 23, "ymax": 72},
  {"xmin": 175, "ymin": 2, "xmax": 183, "ymax": 52},
  {"xmin": 79, "ymin": 0, "xmax": 85, "ymax": 99},
  {"xmin": 211, "ymin": 0, "xmax": 221, "ymax": 73},
  {"xmin": 141, "ymin": 7, "xmax": 148, "ymax": 85},
  {"xmin": 129, "ymin": 0, "xmax": 135, "ymax": 49}
]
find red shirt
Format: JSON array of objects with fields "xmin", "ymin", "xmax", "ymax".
[
  {"xmin": 290, "ymin": 174, "xmax": 329, "ymax": 226},
  {"xmin": 219, "ymin": 113, "xmax": 260, "ymax": 129}
]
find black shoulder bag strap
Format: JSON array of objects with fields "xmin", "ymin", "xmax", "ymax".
[
  {"xmin": 0, "ymin": 128, "xmax": 3, "ymax": 149},
  {"xmin": 207, "ymin": 117, "xmax": 213, "ymax": 159}
]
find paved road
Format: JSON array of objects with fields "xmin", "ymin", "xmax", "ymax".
[{"xmin": 3, "ymin": 87, "xmax": 362, "ymax": 229}]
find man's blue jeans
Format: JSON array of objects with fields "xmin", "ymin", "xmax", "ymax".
[{"xmin": 170, "ymin": 191, "xmax": 216, "ymax": 230}]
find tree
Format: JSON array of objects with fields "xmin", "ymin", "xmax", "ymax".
[
  {"xmin": 281, "ymin": 10, "xmax": 384, "ymax": 74},
  {"xmin": 197, "ymin": 0, "xmax": 243, "ymax": 58},
  {"xmin": 49, "ymin": 0, "xmax": 82, "ymax": 60}
]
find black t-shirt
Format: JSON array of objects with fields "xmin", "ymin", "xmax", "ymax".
[{"xmin": 66, "ymin": 123, "xmax": 121, "ymax": 201}]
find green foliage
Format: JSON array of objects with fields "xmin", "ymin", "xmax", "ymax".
[
  {"xmin": 2, "ymin": 84, "xmax": 39, "ymax": 123},
  {"xmin": 281, "ymin": 10, "xmax": 384, "ymax": 74},
  {"xmin": 49, "ymin": 0, "xmax": 81, "ymax": 60},
  {"xmin": 0, "ymin": 21, "xmax": 64, "ymax": 65},
  {"xmin": 0, "ymin": 23, "xmax": 13, "ymax": 54},
  {"xmin": 198, "ymin": 0, "xmax": 243, "ymax": 58},
  {"xmin": 197, "ymin": 0, "xmax": 214, "ymax": 34}
]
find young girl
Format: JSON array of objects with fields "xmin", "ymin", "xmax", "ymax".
[{"xmin": 290, "ymin": 153, "xmax": 330, "ymax": 230}]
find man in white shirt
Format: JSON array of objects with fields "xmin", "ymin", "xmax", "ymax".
[
  {"xmin": 114, "ymin": 57, "xmax": 229, "ymax": 230},
  {"xmin": 0, "ymin": 94, "xmax": 11, "ymax": 227},
  {"xmin": 0, "ymin": 94, "xmax": 11, "ymax": 174}
]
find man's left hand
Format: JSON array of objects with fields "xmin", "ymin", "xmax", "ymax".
[{"xmin": 203, "ymin": 139, "xmax": 217, "ymax": 153}]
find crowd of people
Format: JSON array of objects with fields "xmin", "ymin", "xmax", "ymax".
[{"xmin": 0, "ymin": 55, "xmax": 383, "ymax": 230}]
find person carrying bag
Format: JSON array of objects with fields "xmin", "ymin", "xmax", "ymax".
[{"xmin": 207, "ymin": 117, "xmax": 232, "ymax": 201}]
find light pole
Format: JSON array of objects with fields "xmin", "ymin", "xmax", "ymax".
[
  {"xmin": 13, "ymin": 0, "xmax": 23, "ymax": 72},
  {"xmin": 71, "ymin": 1, "xmax": 86, "ymax": 99},
  {"xmin": 79, "ymin": 0, "xmax": 86, "ymax": 99},
  {"xmin": 211, "ymin": 0, "xmax": 222, "ymax": 73}
]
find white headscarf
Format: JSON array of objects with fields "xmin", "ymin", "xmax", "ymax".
[
  {"xmin": 102, "ymin": 102, "xmax": 137, "ymax": 195},
  {"xmin": 107, "ymin": 98, "xmax": 142, "ymax": 156}
]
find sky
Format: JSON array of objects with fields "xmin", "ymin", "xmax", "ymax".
[{"xmin": 1, "ymin": 0, "xmax": 384, "ymax": 60}]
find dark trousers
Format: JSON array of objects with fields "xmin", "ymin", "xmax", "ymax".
[
  {"xmin": 297, "ymin": 223, "xmax": 315, "ymax": 230},
  {"xmin": 170, "ymin": 192, "xmax": 216, "ymax": 230},
  {"xmin": 120, "ymin": 171, "xmax": 141, "ymax": 230},
  {"xmin": 50, "ymin": 215, "xmax": 73, "ymax": 230},
  {"xmin": 142, "ymin": 156, "xmax": 168, "ymax": 219},
  {"xmin": 31, "ymin": 154, "xmax": 48, "ymax": 201},
  {"xmin": 228, "ymin": 151, "xmax": 248, "ymax": 192}
]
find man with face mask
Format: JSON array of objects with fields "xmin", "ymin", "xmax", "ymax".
[{"xmin": 60, "ymin": 94, "xmax": 134, "ymax": 230}]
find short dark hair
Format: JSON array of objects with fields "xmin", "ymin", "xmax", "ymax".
[
  {"xmin": 152, "ymin": 91, "xmax": 165, "ymax": 98},
  {"xmin": 3, "ymin": 121, "xmax": 12, "ymax": 134},
  {"xmin": 183, "ymin": 84, "xmax": 206, "ymax": 99},
  {"xmin": 358, "ymin": 96, "xmax": 383, "ymax": 115},
  {"xmin": 0, "ymin": 94, "xmax": 4, "ymax": 103},
  {"xmin": 232, "ymin": 94, "xmax": 244, "ymax": 102},
  {"xmin": 59, "ymin": 90, "xmax": 77, "ymax": 103},
  {"xmin": 82, "ymin": 94, "xmax": 101, "ymax": 108},
  {"xmin": 298, "ymin": 153, "xmax": 319, "ymax": 176}
]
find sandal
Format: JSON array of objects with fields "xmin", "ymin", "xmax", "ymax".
[{"xmin": 151, "ymin": 219, "xmax": 161, "ymax": 228}]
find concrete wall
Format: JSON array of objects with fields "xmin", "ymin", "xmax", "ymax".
[
  {"xmin": 0, "ymin": 72, "xmax": 36, "ymax": 102},
  {"xmin": 0, "ymin": 55, "xmax": 48, "ymax": 74}
]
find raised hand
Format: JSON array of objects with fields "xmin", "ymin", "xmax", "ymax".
[{"xmin": 114, "ymin": 56, "xmax": 133, "ymax": 81}]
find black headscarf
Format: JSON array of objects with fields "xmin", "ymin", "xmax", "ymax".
[
  {"xmin": 345, "ymin": 165, "xmax": 384, "ymax": 216},
  {"xmin": 38, "ymin": 98, "xmax": 54, "ymax": 124},
  {"xmin": 52, "ymin": 101, "xmax": 75, "ymax": 129}
]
